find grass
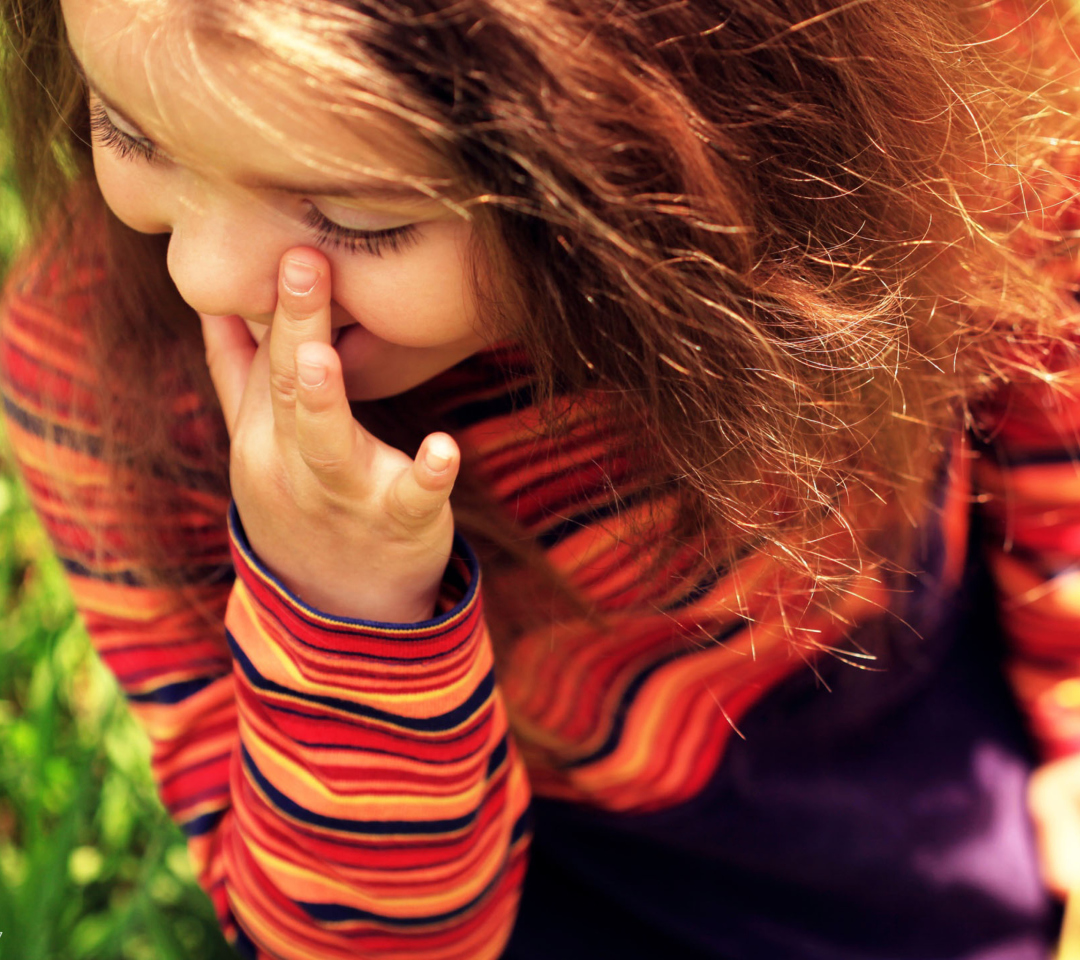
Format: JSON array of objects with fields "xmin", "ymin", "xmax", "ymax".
[{"xmin": 0, "ymin": 131, "xmax": 236, "ymax": 957}]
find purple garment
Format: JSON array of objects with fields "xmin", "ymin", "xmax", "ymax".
[{"xmin": 503, "ymin": 511, "xmax": 1061, "ymax": 959}]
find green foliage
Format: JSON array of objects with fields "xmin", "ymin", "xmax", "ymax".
[
  {"xmin": 0, "ymin": 136, "xmax": 25, "ymax": 276},
  {"xmin": 0, "ymin": 109, "xmax": 236, "ymax": 959},
  {"xmin": 0, "ymin": 453, "xmax": 237, "ymax": 959}
]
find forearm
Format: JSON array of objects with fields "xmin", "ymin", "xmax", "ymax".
[{"xmin": 221, "ymin": 506, "xmax": 531, "ymax": 957}]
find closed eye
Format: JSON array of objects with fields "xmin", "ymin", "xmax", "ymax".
[
  {"xmin": 89, "ymin": 98, "xmax": 162, "ymax": 165},
  {"xmin": 88, "ymin": 94, "xmax": 423, "ymax": 259},
  {"xmin": 300, "ymin": 205, "xmax": 421, "ymax": 258}
]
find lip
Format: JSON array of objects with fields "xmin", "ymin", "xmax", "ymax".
[
  {"xmin": 328, "ymin": 298, "xmax": 362, "ymax": 347},
  {"xmin": 330, "ymin": 322, "xmax": 361, "ymax": 347},
  {"xmin": 241, "ymin": 300, "xmax": 358, "ymax": 345}
]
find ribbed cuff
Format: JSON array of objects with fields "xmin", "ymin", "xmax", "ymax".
[{"xmin": 227, "ymin": 501, "xmax": 482, "ymax": 659}]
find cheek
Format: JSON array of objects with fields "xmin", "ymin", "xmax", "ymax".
[
  {"xmin": 92, "ymin": 149, "xmax": 169, "ymax": 234},
  {"xmin": 329, "ymin": 220, "xmax": 478, "ymax": 346}
]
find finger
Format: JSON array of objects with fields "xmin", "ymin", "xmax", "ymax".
[
  {"xmin": 1035, "ymin": 806, "xmax": 1080, "ymax": 898},
  {"xmin": 200, "ymin": 313, "xmax": 257, "ymax": 437},
  {"xmin": 293, "ymin": 341, "xmax": 363, "ymax": 485},
  {"xmin": 1029, "ymin": 758, "xmax": 1080, "ymax": 898},
  {"xmin": 386, "ymin": 432, "xmax": 459, "ymax": 527},
  {"xmin": 268, "ymin": 247, "xmax": 332, "ymax": 436}
]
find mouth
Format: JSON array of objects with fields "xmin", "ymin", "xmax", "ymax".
[
  {"xmin": 329, "ymin": 299, "xmax": 362, "ymax": 348},
  {"xmin": 242, "ymin": 303, "xmax": 357, "ymax": 347}
]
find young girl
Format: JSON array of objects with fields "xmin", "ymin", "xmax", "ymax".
[{"xmin": 3, "ymin": 0, "xmax": 1080, "ymax": 955}]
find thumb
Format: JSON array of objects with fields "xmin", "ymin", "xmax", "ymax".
[{"xmin": 387, "ymin": 433, "xmax": 459, "ymax": 528}]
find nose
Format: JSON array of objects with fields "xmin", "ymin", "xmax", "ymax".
[{"xmin": 164, "ymin": 191, "xmax": 282, "ymax": 322}]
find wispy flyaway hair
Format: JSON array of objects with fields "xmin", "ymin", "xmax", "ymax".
[{"xmin": 3, "ymin": 0, "xmax": 1079, "ymax": 598}]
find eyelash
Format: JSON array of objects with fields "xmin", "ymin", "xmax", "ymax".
[
  {"xmin": 89, "ymin": 99, "xmax": 159, "ymax": 164},
  {"xmin": 300, "ymin": 206, "xmax": 420, "ymax": 258},
  {"xmin": 87, "ymin": 97, "xmax": 420, "ymax": 259}
]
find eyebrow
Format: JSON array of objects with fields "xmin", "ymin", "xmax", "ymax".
[{"xmin": 67, "ymin": 46, "xmax": 442, "ymax": 203}]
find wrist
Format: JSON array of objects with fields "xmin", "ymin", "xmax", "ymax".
[
  {"xmin": 227, "ymin": 502, "xmax": 466, "ymax": 627},
  {"xmin": 279, "ymin": 574, "xmax": 442, "ymax": 624}
]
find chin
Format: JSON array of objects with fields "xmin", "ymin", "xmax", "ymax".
[{"xmin": 341, "ymin": 366, "xmax": 443, "ymax": 402}]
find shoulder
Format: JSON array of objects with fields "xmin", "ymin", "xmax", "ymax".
[
  {"xmin": 0, "ymin": 200, "xmax": 113, "ymax": 458},
  {"xmin": 0, "ymin": 189, "xmax": 226, "ymax": 475},
  {"xmin": 0, "ymin": 190, "xmax": 111, "ymax": 404}
]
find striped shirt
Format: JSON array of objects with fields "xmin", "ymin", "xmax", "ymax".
[{"xmin": 0, "ymin": 222, "xmax": 1074, "ymax": 957}]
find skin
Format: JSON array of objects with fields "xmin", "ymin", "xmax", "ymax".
[
  {"xmin": 62, "ymin": 0, "xmax": 493, "ymax": 622},
  {"xmin": 1030, "ymin": 754, "xmax": 1080, "ymax": 900},
  {"xmin": 59, "ymin": 0, "xmax": 1080, "ymax": 906}
]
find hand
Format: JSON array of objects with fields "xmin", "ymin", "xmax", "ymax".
[
  {"xmin": 200, "ymin": 247, "xmax": 459, "ymax": 624},
  {"xmin": 1029, "ymin": 752, "xmax": 1080, "ymax": 899}
]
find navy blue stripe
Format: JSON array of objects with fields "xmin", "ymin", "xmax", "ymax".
[
  {"xmin": 2, "ymin": 388, "xmax": 223, "ymax": 487},
  {"xmin": 297, "ymin": 874, "xmax": 498, "ymax": 926},
  {"xmin": 536, "ymin": 488, "xmax": 656, "ymax": 549},
  {"xmin": 241, "ymin": 744, "xmax": 484, "ymax": 835},
  {"xmin": 127, "ymin": 676, "xmax": 216, "ymax": 704},
  {"xmin": 969, "ymin": 433, "xmax": 1080, "ymax": 468},
  {"xmin": 293, "ymin": 808, "xmax": 533, "ymax": 925},
  {"xmin": 1, "ymin": 390, "xmax": 104, "ymax": 456},
  {"xmin": 664, "ymin": 567, "xmax": 722, "ymax": 611},
  {"xmin": 230, "ymin": 926, "xmax": 258, "ymax": 960},
  {"xmin": 562, "ymin": 617, "xmax": 748, "ymax": 770},
  {"xmin": 510, "ymin": 807, "xmax": 531, "ymax": 845},
  {"xmin": 60, "ymin": 558, "xmax": 145, "ymax": 586},
  {"xmin": 267, "ymin": 704, "xmax": 487, "ymax": 760},
  {"xmin": 60, "ymin": 557, "xmax": 233, "ymax": 587},
  {"xmin": 228, "ymin": 632, "xmax": 495, "ymax": 733},
  {"xmin": 181, "ymin": 809, "xmax": 227, "ymax": 838},
  {"xmin": 440, "ymin": 383, "xmax": 537, "ymax": 430},
  {"xmin": 486, "ymin": 735, "xmax": 509, "ymax": 777},
  {"xmin": 990, "ymin": 448, "xmax": 1080, "ymax": 467},
  {"xmin": 229, "ymin": 502, "xmax": 481, "ymax": 639}
]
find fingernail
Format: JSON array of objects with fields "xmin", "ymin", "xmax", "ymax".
[
  {"xmin": 425, "ymin": 448, "xmax": 451, "ymax": 472},
  {"xmin": 283, "ymin": 259, "xmax": 320, "ymax": 295},
  {"xmin": 297, "ymin": 358, "xmax": 326, "ymax": 388}
]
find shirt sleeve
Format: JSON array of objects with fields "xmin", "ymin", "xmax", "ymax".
[
  {"xmin": 0, "ymin": 248, "xmax": 531, "ymax": 960},
  {"xmin": 972, "ymin": 345, "xmax": 1080, "ymax": 762}
]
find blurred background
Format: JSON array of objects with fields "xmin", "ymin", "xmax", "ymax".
[{"xmin": 0, "ymin": 111, "xmax": 237, "ymax": 958}]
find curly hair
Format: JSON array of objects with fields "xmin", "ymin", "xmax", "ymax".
[{"xmin": 2, "ymin": 0, "xmax": 1079, "ymax": 604}]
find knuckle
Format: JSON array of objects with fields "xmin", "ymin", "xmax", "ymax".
[
  {"xmin": 229, "ymin": 431, "xmax": 266, "ymax": 478},
  {"xmin": 281, "ymin": 303, "xmax": 315, "ymax": 324},
  {"xmin": 301, "ymin": 451, "xmax": 352, "ymax": 476},
  {"xmin": 232, "ymin": 442, "xmax": 301, "ymax": 506},
  {"xmin": 392, "ymin": 486, "xmax": 440, "ymax": 524},
  {"xmin": 397, "ymin": 501, "xmax": 434, "ymax": 523},
  {"xmin": 268, "ymin": 369, "xmax": 299, "ymax": 402}
]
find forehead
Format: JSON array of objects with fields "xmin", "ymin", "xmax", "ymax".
[{"xmin": 61, "ymin": 0, "xmax": 454, "ymax": 199}]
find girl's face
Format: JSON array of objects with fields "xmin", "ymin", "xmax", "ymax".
[{"xmin": 61, "ymin": 0, "xmax": 491, "ymax": 401}]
